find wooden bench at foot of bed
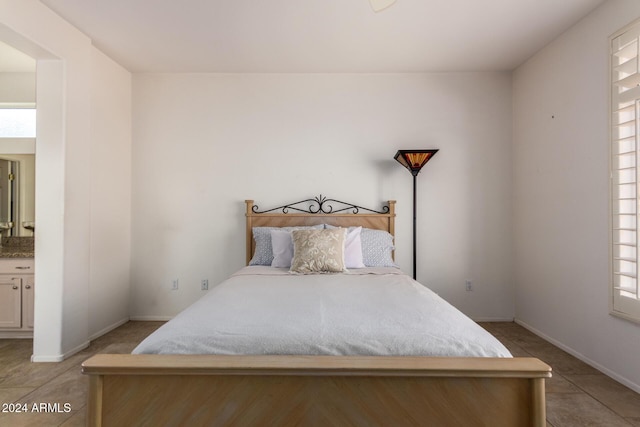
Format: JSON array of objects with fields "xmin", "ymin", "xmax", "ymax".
[{"xmin": 82, "ymin": 354, "xmax": 551, "ymax": 426}]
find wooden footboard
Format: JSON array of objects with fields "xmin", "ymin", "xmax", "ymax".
[{"xmin": 82, "ymin": 355, "xmax": 551, "ymax": 426}]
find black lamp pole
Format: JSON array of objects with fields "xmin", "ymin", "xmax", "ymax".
[
  {"xmin": 412, "ymin": 173, "xmax": 418, "ymax": 280},
  {"xmin": 394, "ymin": 149, "xmax": 438, "ymax": 280}
]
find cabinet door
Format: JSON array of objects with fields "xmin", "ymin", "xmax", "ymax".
[
  {"xmin": 0, "ymin": 277, "xmax": 21, "ymax": 328},
  {"xmin": 23, "ymin": 276, "xmax": 34, "ymax": 329}
]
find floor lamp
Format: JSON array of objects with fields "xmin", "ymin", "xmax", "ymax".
[{"xmin": 394, "ymin": 149, "xmax": 438, "ymax": 280}]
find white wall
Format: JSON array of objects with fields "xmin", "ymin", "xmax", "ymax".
[
  {"xmin": 0, "ymin": 0, "xmax": 132, "ymax": 360},
  {"xmin": 131, "ymin": 72, "xmax": 514, "ymax": 321},
  {"xmin": 513, "ymin": 0, "xmax": 640, "ymax": 392},
  {"xmin": 88, "ymin": 47, "xmax": 132, "ymax": 339},
  {"xmin": 1, "ymin": 0, "xmax": 91, "ymax": 360},
  {"xmin": 0, "ymin": 72, "xmax": 35, "ymax": 102}
]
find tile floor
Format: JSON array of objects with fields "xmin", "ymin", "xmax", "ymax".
[
  {"xmin": 0, "ymin": 321, "xmax": 163, "ymax": 427},
  {"xmin": 480, "ymin": 322, "xmax": 640, "ymax": 427},
  {"xmin": 0, "ymin": 321, "xmax": 638, "ymax": 426}
]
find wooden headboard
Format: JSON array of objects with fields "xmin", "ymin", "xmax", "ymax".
[{"xmin": 245, "ymin": 196, "xmax": 396, "ymax": 265}]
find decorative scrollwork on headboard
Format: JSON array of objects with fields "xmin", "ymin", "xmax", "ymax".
[{"xmin": 251, "ymin": 195, "xmax": 390, "ymax": 215}]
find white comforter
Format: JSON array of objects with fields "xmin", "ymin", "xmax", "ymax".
[{"xmin": 133, "ymin": 266, "xmax": 511, "ymax": 357}]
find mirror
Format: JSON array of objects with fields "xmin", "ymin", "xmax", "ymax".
[{"xmin": 0, "ymin": 155, "xmax": 34, "ymax": 236}]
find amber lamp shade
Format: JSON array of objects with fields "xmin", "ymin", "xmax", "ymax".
[{"xmin": 394, "ymin": 150, "xmax": 439, "ymax": 176}]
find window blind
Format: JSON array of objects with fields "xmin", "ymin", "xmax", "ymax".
[{"xmin": 611, "ymin": 20, "xmax": 640, "ymax": 321}]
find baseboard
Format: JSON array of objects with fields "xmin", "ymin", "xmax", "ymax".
[
  {"xmin": 34, "ymin": 318, "xmax": 132, "ymax": 361},
  {"xmin": 63, "ymin": 340, "xmax": 90, "ymax": 359},
  {"xmin": 515, "ymin": 318, "xmax": 640, "ymax": 395},
  {"xmin": 30, "ymin": 317, "xmax": 164, "ymax": 362},
  {"xmin": 129, "ymin": 315, "xmax": 173, "ymax": 321},
  {"xmin": 31, "ymin": 340, "xmax": 89, "ymax": 363},
  {"xmin": 31, "ymin": 354, "xmax": 64, "ymax": 362},
  {"xmin": 89, "ymin": 317, "xmax": 130, "ymax": 341},
  {"xmin": 0, "ymin": 331, "xmax": 33, "ymax": 339},
  {"xmin": 472, "ymin": 317, "xmax": 515, "ymax": 322}
]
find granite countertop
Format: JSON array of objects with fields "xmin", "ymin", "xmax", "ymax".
[{"xmin": 0, "ymin": 237, "xmax": 34, "ymax": 258}]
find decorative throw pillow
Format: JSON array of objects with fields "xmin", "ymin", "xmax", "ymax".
[{"xmin": 290, "ymin": 228, "xmax": 347, "ymax": 273}]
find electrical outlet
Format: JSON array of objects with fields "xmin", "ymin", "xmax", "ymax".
[
  {"xmin": 465, "ymin": 280, "xmax": 473, "ymax": 291},
  {"xmin": 201, "ymin": 279, "xmax": 209, "ymax": 290},
  {"xmin": 171, "ymin": 279, "xmax": 179, "ymax": 290}
]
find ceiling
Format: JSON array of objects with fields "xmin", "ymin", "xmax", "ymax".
[{"xmin": 32, "ymin": 0, "xmax": 606, "ymax": 73}]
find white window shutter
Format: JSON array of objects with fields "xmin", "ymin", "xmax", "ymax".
[{"xmin": 611, "ymin": 19, "xmax": 640, "ymax": 321}]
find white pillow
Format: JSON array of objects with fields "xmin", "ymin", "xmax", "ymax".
[
  {"xmin": 271, "ymin": 229, "xmax": 295, "ymax": 268},
  {"xmin": 343, "ymin": 226, "xmax": 365, "ymax": 269}
]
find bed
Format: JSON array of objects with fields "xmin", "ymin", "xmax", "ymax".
[{"xmin": 82, "ymin": 196, "xmax": 551, "ymax": 426}]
